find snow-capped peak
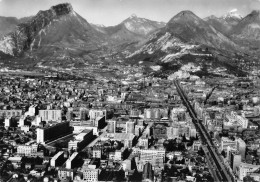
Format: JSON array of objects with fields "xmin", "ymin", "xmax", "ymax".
[
  {"xmin": 94, "ymin": 24, "xmax": 105, "ymax": 27},
  {"xmin": 223, "ymin": 9, "xmax": 242, "ymax": 19}
]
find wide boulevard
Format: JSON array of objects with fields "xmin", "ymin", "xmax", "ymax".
[{"xmin": 174, "ymin": 80, "xmax": 235, "ymax": 182}]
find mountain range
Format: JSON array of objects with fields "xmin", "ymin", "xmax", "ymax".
[
  {"xmin": 205, "ymin": 10, "xmax": 260, "ymax": 50},
  {"xmin": 0, "ymin": 3, "xmax": 259, "ymax": 77},
  {"xmin": 204, "ymin": 11, "xmax": 242, "ymax": 35},
  {"xmin": 96, "ymin": 14, "xmax": 165, "ymax": 42}
]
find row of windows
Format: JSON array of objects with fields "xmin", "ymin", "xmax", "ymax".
[{"xmin": 0, "ymin": 111, "xmax": 22, "ymax": 116}]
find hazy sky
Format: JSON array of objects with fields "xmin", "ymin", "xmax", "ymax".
[{"xmin": 0, "ymin": 0, "xmax": 259, "ymax": 26}]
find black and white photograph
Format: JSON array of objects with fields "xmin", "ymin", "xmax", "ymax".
[{"xmin": 0, "ymin": 0, "xmax": 260, "ymax": 181}]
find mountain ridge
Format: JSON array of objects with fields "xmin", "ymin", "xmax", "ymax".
[
  {"xmin": 90, "ymin": 14, "xmax": 166, "ymax": 43},
  {"xmin": 229, "ymin": 10, "xmax": 260, "ymax": 51},
  {"xmin": 0, "ymin": 16, "xmax": 32, "ymax": 38},
  {"xmin": 0, "ymin": 3, "xmax": 107, "ymax": 58},
  {"xmin": 127, "ymin": 10, "xmax": 249, "ymax": 77},
  {"xmin": 164, "ymin": 10, "xmax": 238, "ymax": 50},
  {"xmin": 0, "ymin": 3, "xmax": 259, "ymax": 78}
]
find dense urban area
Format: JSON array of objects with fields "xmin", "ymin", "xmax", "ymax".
[
  {"xmin": 0, "ymin": 72, "xmax": 260, "ymax": 182},
  {"xmin": 0, "ymin": 1, "xmax": 260, "ymax": 182}
]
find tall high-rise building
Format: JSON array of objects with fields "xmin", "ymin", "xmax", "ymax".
[
  {"xmin": 39, "ymin": 110, "xmax": 62, "ymax": 122},
  {"xmin": 4, "ymin": 117, "xmax": 11, "ymax": 128},
  {"xmin": 230, "ymin": 151, "xmax": 241, "ymax": 172},
  {"xmin": 89, "ymin": 109, "xmax": 106, "ymax": 121},
  {"xmin": 66, "ymin": 107, "xmax": 74, "ymax": 121},
  {"xmin": 126, "ymin": 121, "xmax": 135, "ymax": 134},
  {"xmin": 144, "ymin": 109, "xmax": 152, "ymax": 120},
  {"xmin": 18, "ymin": 116, "xmax": 26, "ymax": 127},
  {"xmin": 236, "ymin": 138, "xmax": 246, "ymax": 160},
  {"xmin": 130, "ymin": 109, "xmax": 141, "ymax": 118},
  {"xmin": 27, "ymin": 105, "xmax": 37, "ymax": 116},
  {"xmin": 66, "ymin": 152, "xmax": 78, "ymax": 169},
  {"xmin": 79, "ymin": 108, "xmax": 88, "ymax": 120},
  {"xmin": 144, "ymin": 108, "xmax": 161, "ymax": 120},
  {"xmin": 153, "ymin": 109, "xmax": 160, "ymax": 119},
  {"xmin": 34, "ymin": 115, "xmax": 42, "ymax": 126},
  {"xmin": 142, "ymin": 162, "xmax": 154, "ymax": 182},
  {"xmin": 36, "ymin": 122, "xmax": 70, "ymax": 144},
  {"xmin": 107, "ymin": 120, "xmax": 116, "ymax": 133},
  {"xmin": 50, "ymin": 151, "xmax": 65, "ymax": 167}
]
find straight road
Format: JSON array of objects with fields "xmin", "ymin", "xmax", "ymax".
[{"xmin": 174, "ymin": 80, "xmax": 234, "ymax": 182}]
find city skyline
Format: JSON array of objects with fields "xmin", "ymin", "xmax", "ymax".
[{"xmin": 0, "ymin": 0, "xmax": 259, "ymax": 26}]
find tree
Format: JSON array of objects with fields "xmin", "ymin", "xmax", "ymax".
[
  {"xmin": 168, "ymin": 165, "xmax": 179, "ymax": 177},
  {"xmin": 243, "ymin": 176, "xmax": 257, "ymax": 182},
  {"xmin": 209, "ymin": 131, "xmax": 214, "ymax": 138},
  {"xmin": 163, "ymin": 140, "xmax": 169, "ymax": 148},
  {"xmin": 129, "ymin": 169, "xmax": 142, "ymax": 181},
  {"xmin": 182, "ymin": 134, "xmax": 187, "ymax": 142},
  {"xmin": 187, "ymin": 140, "xmax": 194, "ymax": 147},
  {"xmin": 194, "ymin": 174, "xmax": 202, "ymax": 182},
  {"xmin": 54, "ymin": 140, "xmax": 67, "ymax": 149},
  {"xmin": 5, "ymin": 161, "xmax": 14, "ymax": 171},
  {"xmin": 204, "ymin": 173, "xmax": 214, "ymax": 182},
  {"xmin": 115, "ymin": 169, "xmax": 125, "ymax": 181},
  {"xmin": 198, "ymin": 147, "xmax": 204, "ymax": 156},
  {"xmin": 35, "ymin": 156, "xmax": 43, "ymax": 165}
]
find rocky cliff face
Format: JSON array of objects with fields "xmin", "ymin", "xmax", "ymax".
[
  {"xmin": 121, "ymin": 14, "xmax": 165, "ymax": 36},
  {"xmin": 0, "ymin": 3, "xmax": 104, "ymax": 57},
  {"xmin": 0, "ymin": 17, "xmax": 20, "ymax": 38},
  {"xmin": 221, "ymin": 10, "xmax": 242, "ymax": 26},
  {"xmin": 51, "ymin": 3, "xmax": 73, "ymax": 16}
]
